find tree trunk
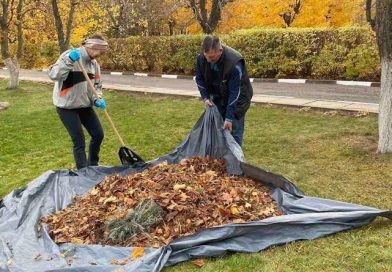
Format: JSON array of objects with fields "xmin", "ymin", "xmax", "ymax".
[
  {"xmin": 378, "ymin": 59, "xmax": 392, "ymax": 152},
  {"xmin": 168, "ymin": 18, "xmax": 175, "ymax": 35},
  {"xmin": 376, "ymin": 0, "xmax": 392, "ymax": 153},
  {"xmin": 51, "ymin": 0, "xmax": 76, "ymax": 53},
  {"xmin": 16, "ymin": 0, "xmax": 24, "ymax": 60},
  {"xmin": 280, "ymin": 0, "xmax": 301, "ymax": 27},
  {"xmin": 51, "ymin": 0, "xmax": 66, "ymax": 52},
  {"xmin": 64, "ymin": 0, "xmax": 76, "ymax": 48},
  {"xmin": 4, "ymin": 58, "xmax": 20, "ymax": 89},
  {"xmin": 0, "ymin": 0, "xmax": 10, "ymax": 60},
  {"xmin": 1, "ymin": 0, "xmax": 21, "ymax": 89},
  {"xmin": 186, "ymin": 0, "xmax": 231, "ymax": 34},
  {"xmin": 366, "ymin": 0, "xmax": 376, "ymax": 28}
]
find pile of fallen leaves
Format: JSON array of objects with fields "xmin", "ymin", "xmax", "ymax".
[{"xmin": 42, "ymin": 157, "xmax": 283, "ymax": 248}]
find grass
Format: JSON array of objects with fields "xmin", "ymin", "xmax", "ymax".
[{"xmin": 0, "ymin": 80, "xmax": 391, "ymax": 272}]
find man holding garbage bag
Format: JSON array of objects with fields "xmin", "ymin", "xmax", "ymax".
[{"xmin": 195, "ymin": 35, "xmax": 253, "ymax": 147}]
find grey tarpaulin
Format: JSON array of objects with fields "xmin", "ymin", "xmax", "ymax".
[{"xmin": 0, "ymin": 105, "xmax": 391, "ymax": 272}]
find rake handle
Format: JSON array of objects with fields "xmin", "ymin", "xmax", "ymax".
[{"xmin": 76, "ymin": 59, "xmax": 126, "ymax": 147}]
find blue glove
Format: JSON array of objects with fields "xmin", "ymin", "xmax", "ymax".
[
  {"xmin": 94, "ymin": 98, "xmax": 106, "ymax": 109},
  {"xmin": 69, "ymin": 49, "xmax": 81, "ymax": 61}
]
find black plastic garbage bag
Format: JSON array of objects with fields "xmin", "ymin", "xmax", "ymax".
[{"xmin": 0, "ymin": 105, "xmax": 391, "ymax": 272}]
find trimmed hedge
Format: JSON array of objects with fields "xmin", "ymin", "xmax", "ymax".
[
  {"xmin": 222, "ymin": 27, "xmax": 380, "ymax": 81},
  {"xmin": 16, "ymin": 27, "xmax": 381, "ymax": 81},
  {"xmin": 102, "ymin": 35, "xmax": 203, "ymax": 74}
]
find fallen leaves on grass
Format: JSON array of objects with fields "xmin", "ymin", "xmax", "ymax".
[{"xmin": 192, "ymin": 259, "xmax": 206, "ymax": 267}]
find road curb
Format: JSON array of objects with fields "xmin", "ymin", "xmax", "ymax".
[
  {"xmin": 1, "ymin": 74, "xmax": 378, "ymax": 114},
  {"xmin": 30, "ymin": 68, "xmax": 380, "ymax": 88}
]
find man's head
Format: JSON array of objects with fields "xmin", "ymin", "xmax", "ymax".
[
  {"xmin": 202, "ymin": 35, "xmax": 223, "ymax": 64},
  {"xmin": 83, "ymin": 34, "xmax": 108, "ymax": 59}
]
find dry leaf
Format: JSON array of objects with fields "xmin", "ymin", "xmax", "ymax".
[
  {"xmin": 195, "ymin": 219, "xmax": 204, "ymax": 226},
  {"xmin": 90, "ymin": 189, "xmax": 99, "ymax": 195},
  {"xmin": 230, "ymin": 206, "xmax": 240, "ymax": 216},
  {"xmin": 37, "ymin": 223, "xmax": 42, "ymax": 238},
  {"xmin": 56, "ymin": 237, "xmax": 67, "ymax": 243},
  {"xmin": 66, "ymin": 258, "xmax": 73, "ymax": 266},
  {"xmin": 158, "ymin": 161, "xmax": 168, "ymax": 167},
  {"xmin": 219, "ymin": 193, "xmax": 233, "ymax": 204},
  {"xmin": 205, "ymin": 170, "xmax": 216, "ymax": 177},
  {"xmin": 70, "ymin": 238, "xmax": 84, "ymax": 244},
  {"xmin": 173, "ymin": 184, "xmax": 186, "ymax": 191},
  {"xmin": 131, "ymin": 247, "xmax": 145, "ymax": 260},
  {"xmin": 111, "ymin": 259, "xmax": 129, "ymax": 265},
  {"xmin": 103, "ymin": 196, "xmax": 117, "ymax": 205},
  {"xmin": 167, "ymin": 201, "xmax": 178, "ymax": 210},
  {"xmin": 219, "ymin": 206, "xmax": 231, "ymax": 216},
  {"xmin": 179, "ymin": 192, "xmax": 189, "ymax": 201},
  {"xmin": 34, "ymin": 254, "xmax": 41, "ymax": 261},
  {"xmin": 192, "ymin": 259, "xmax": 206, "ymax": 267}
]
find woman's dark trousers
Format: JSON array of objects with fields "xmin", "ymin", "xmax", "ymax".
[{"xmin": 56, "ymin": 107, "xmax": 104, "ymax": 169}]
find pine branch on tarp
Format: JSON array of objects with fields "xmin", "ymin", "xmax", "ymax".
[{"xmin": 105, "ymin": 198, "xmax": 165, "ymax": 242}]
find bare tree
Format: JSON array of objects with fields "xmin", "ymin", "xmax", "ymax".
[
  {"xmin": 280, "ymin": 0, "xmax": 301, "ymax": 27},
  {"xmin": 51, "ymin": 0, "xmax": 78, "ymax": 53},
  {"xmin": 0, "ymin": 0, "xmax": 25, "ymax": 89},
  {"xmin": 367, "ymin": 0, "xmax": 392, "ymax": 153},
  {"xmin": 184, "ymin": 0, "xmax": 233, "ymax": 34}
]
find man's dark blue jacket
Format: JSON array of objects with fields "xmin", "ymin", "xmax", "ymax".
[{"xmin": 195, "ymin": 45, "xmax": 253, "ymax": 121}]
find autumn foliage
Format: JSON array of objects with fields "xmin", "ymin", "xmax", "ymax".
[{"xmin": 0, "ymin": 1, "xmax": 379, "ymax": 81}]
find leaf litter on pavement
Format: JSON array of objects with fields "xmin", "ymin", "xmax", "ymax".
[{"xmin": 42, "ymin": 157, "xmax": 283, "ymax": 248}]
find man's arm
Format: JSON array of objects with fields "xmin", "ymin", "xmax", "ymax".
[
  {"xmin": 225, "ymin": 62, "xmax": 243, "ymax": 122},
  {"xmin": 195, "ymin": 55, "xmax": 210, "ymax": 102}
]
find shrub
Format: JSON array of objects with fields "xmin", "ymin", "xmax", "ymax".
[{"xmin": 3, "ymin": 27, "xmax": 380, "ymax": 81}]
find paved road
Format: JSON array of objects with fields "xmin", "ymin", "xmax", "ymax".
[{"xmin": 0, "ymin": 69, "xmax": 380, "ymax": 104}]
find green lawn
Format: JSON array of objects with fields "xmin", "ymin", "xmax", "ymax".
[{"xmin": 0, "ymin": 80, "xmax": 391, "ymax": 272}]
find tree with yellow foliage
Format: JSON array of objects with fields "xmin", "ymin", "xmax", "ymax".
[{"xmin": 216, "ymin": 0, "xmax": 366, "ymax": 33}]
